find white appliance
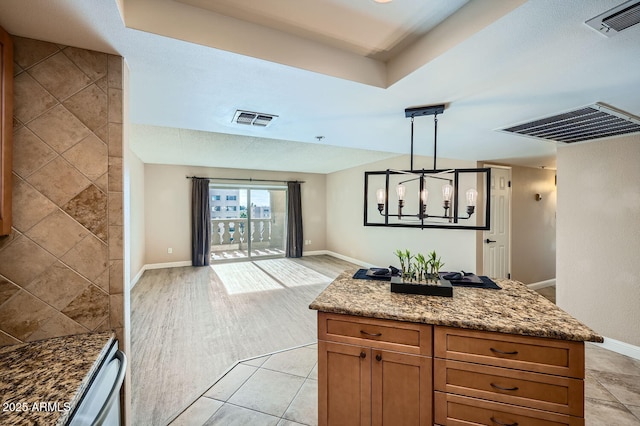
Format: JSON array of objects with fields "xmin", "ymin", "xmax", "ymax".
[{"xmin": 67, "ymin": 340, "xmax": 127, "ymax": 426}]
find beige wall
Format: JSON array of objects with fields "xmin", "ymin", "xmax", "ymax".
[
  {"xmin": 127, "ymin": 150, "xmax": 145, "ymax": 283},
  {"xmin": 143, "ymin": 164, "xmax": 326, "ymax": 265},
  {"xmin": 557, "ymin": 135, "xmax": 640, "ymax": 347},
  {"xmin": 511, "ymin": 165, "xmax": 556, "ymax": 284},
  {"xmin": 0, "ymin": 37, "xmax": 124, "ymax": 346},
  {"xmin": 326, "ymin": 155, "xmax": 479, "ymax": 270}
]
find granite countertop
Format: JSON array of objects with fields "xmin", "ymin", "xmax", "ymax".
[
  {"xmin": 0, "ymin": 331, "xmax": 116, "ymax": 426},
  {"xmin": 310, "ymin": 269, "xmax": 603, "ymax": 342}
]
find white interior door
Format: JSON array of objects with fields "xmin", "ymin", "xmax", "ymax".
[{"xmin": 483, "ymin": 167, "xmax": 511, "ymax": 279}]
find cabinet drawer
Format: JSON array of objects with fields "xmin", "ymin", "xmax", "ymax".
[
  {"xmin": 319, "ymin": 312, "xmax": 432, "ymax": 356},
  {"xmin": 434, "ymin": 392, "xmax": 584, "ymax": 426},
  {"xmin": 434, "ymin": 359, "xmax": 583, "ymax": 416},
  {"xmin": 434, "ymin": 326, "xmax": 584, "ymax": 378}
]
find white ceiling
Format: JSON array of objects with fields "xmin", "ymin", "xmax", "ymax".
[{"xmin": 1, "ymin": 0, "xmax": 639, "ymax": 173}]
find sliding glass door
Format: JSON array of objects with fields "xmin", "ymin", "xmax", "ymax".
[{"xmin": 209, "ymin": 185, "xmax": 287, "ymax": 261}]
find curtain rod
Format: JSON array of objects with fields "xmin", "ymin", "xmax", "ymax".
[{"xmin": 186, "ymin": 176, "xmax": 304, "ymax": 184}]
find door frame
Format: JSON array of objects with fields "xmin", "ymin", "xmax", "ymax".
[{"xmin": 477, "ymin": 164, "xmax": 512, "ymax": 278}]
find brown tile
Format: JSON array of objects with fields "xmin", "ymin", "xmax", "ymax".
[
  {"xmin": 0, "ymin": 236, "xmax": 57, "ymax": 286},
  {"xmin": 62, "ymin": 47, "xmax": 107, "ymax": 82},
  {"xmin": 108, "ymin": 88, "xmax": 123, "ymax": 124},
  {"xmin": 0, "ymin": 228, "xmax": 21, "ymax": 252},
  {"xmin": 110, "ymin": 294, "xmax": 123, "ymax": 328},
  {"xmin": 11, "ymin": 176, "xmax": 57, "ymax": 232},
  {"xmin": 12, "ymin": 36, "xmax": 60, "ymax": 69},
  {"xmin": 0, "ymin": 290, "xmax": 56, "ymax": 341},
  {"xmin": 585, "ymin": 398, "xmax": 640, "ymax": 425},
  {"xmin": 27, "ymin": 104, "xmax": 92, "ymax": 153},
  {"xmin": 0, "ymin": 330, "xmax": 21, "ymax": 346},
  {"xmin": 25, "ymin": 261, "xmax": 91, "ymax": 310},
  {"xmin": 13, "ymin": 72, "xmax": 58, "ymax": 124},
  {"xmin": 108, "ymin": 156, "xmax": 122, "ymax": 192},
  {"xmin": 13, "ymin": 62, "xmax": 23, "ymax": 77},
  {"xmin": 26, "ymin": 209, "xmax": 89, "ymax": 258},
  {"xmin": 63, "ymin": 184, "xmax": 108, "ymax": 241},
  {"xmin": 94, "ymin": 317, "xmax": 110, "ymax": 332},
  {"xmin": 25, "ymin": 311, "xmax": 88, "ymax": 342},
  {"xmin": 95, "ymin": 267, "xmax": 109, "ymax": 293},
  {"xmin": 62, "ymin": 84, "xmax": 107, "ymax": 131},
  {"xmin": 108, "ymin": 123, "xmax": 123, "ymax": 157},
  {"xmin": 109, "ymin": 192, "xmax": 123, "ymax": 226},
  {"xmin": 28, "ymin": 52, "xmax": 92, "ymax": 101},
  {"xmin": 592, "ymin": 370, "xmax": 640, "ymax": 406},
  {"xmin": 109, "ymin": 226, "xmax": 123, "ymax": 260},
  {"xmin": 107, "ymin": 55, "xmax": 122, "ymax": 89},
  {"xmin": 26, "ymin": 156, "xmax": 91, "ymax": 206},
  {"xmin": 61, "ymin": 285, "xmax": 109, "ymax": 330},
  {"xmin": 61, "ymin": 235, "xmax": 108, "ymax": 281},
  {"xmin": 13, "ymin": 117, "xmax": 23, "ymax": 131},
  {"xmin": 109, "ymin": 260, "xmax": 123, "ymax": 294},
  {"xmin": 94, "ymin": 124, "xmax": 108, "ymax": 143},
  {"xmin": 12, "ymin": 127, "xmax": 57, "ymax": 178},
  {"xmin": 95, "ymin": 76, "xmax": 108, "ymax": 93},
  {"xmin": 62, "ymin": 134, "xmax": 108, "ymax": 181},
  {"xmin": 95, "ymin": 172, "xmax": 108, "ymax": 193},
  {"xmin": 0, "ymin": 277, "xmax": 20, "ymax": 306}
]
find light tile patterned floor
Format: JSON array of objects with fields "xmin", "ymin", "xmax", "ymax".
[{"xmin": 170, "ymin": 344, "xmax": 318, "ymax": 426}]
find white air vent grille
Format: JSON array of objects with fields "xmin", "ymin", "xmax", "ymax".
[
  {"xmin": 585, "ymin": 0, "xmax": 640, "ymax": 36},
  {"xmin": 232, "ymin": 110, "xmax": 278, "ymax": 127},
  {"xmin": 499, "ymin": 103, "xmax": 640, "ymax": 144}
]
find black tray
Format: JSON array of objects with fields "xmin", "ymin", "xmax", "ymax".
[{"xmin": 390, "ymin": 276, "xmax": 453, "ymax": 297}]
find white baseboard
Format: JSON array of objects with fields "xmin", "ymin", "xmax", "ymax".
[
  {"xmin": 308, "ymin": 250, "xmax": 377, "ymax": 268},
  {"xmin": 527, "ymin": 278, "xmax": 556, "ymax": 290},
  {"xmin": 591, "ymin": 336, "xmax": 640, "ymax": 361},
  {"xmin": 130, "ymin": 261, "xmax": 192, "ymax": 290}
]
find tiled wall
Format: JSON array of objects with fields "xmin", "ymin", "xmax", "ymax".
[{"xmin": 0, "ymin": 36, "xmax": 123, "ymax": 346}]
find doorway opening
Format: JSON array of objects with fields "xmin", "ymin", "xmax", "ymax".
[{"xmin": 209, "ymin": 184, "xmax": 287, "ymax": 261}]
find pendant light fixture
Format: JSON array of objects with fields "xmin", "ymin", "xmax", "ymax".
[{"xmin": 364, "ymin": 105, "xmax": 491, "ymax": 230}]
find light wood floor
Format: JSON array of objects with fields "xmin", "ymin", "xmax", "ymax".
[{"xmin": 130, "ymin": 255, "xmax": 358, "ymax": 426}]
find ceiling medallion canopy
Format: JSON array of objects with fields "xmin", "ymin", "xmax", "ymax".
[{"xmin": 364, "ymin": 105, "xmax": 491, "ymax": 230}]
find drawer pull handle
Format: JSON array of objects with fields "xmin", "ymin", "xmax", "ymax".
[
  {"xmin": 360, "ymin": 330, "xmax": 382, "ymax": 337},
  {"xmin": 490, "ymin": 347, "xmax": 518, "ymax": 355},
  {"xmin": 490, "ymin": 383, "xmax": 519, "ymax": 392},
  {"xmin": 360, "ymin": 351, "xmax": 366, "ymax": 359},
  {"xmin": 490, "ymin": 417, "xmax": 518, "ymax": 426}
]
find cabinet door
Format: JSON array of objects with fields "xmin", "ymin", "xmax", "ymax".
[
  {"xmin": 371, "ymin": 349, "xmax": 432, "ymax": 426},
  {"xmin": 318, "ymin": 341, "xmax": 371, "ymax": 426},
  {"xmin": 0, "ymin": 25, "xmax": 13, "ymax": 236}
]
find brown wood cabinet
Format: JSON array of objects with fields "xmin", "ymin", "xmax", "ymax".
[
  {"xmin": 318, "ymin": 312, "xmax": 433, "ymax": 426},
  {"xmin": 317, "ymin": 315, "xmax": 587, "ymax": 426},
  {"xmin": 434, "ymin": 326, "xmax": 585, "ymax": 426},
  {"xmin": 0, "ymin": 25, "xmax": 13, "ymax": 236}
]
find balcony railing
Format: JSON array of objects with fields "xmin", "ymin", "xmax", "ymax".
[{"xmin": 211, "ymin": 218, "xmax": 274, "ymax": 250}]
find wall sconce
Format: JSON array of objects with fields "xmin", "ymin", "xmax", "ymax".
[{"xmin": 364, "ymin": 104, "xmax": 491, "ymax": 230}]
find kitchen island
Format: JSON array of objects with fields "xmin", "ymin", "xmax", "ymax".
[
  {"xmin": 0, "ymin": 331, "xmax": 115, "ymax": 425},
  {"xmin": 310, "ymin": 270, "xmax": 602, "ymax": 426}
]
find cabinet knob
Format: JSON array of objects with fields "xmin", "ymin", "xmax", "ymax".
[
  {"xmin": 360, "ymin": 351, "xmax": 366, "ymax": 359},
  {"xmin": 375, "ymin": 354, "xmax": 382, "ymax": 362}
]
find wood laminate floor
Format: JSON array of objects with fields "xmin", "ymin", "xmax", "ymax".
[{"xmin": 130, "ymin": 255, "xmax": 358, "ymax": 426}]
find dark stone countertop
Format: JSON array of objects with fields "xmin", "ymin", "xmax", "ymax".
[
  {"xmin": 310, "ymin": 269, "xmax": 603, "ymax": 343},
  {"xmin": 0, "ymin": 331, "xmax": 116, "ymax": 425}
]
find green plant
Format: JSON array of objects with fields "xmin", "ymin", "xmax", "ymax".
[
  {"xmin": 427, "ymin": 250, "xmax": 445, "ymax": 281},
  {"xmin": 415, "ymin": 253, "xmax": 426, "ymax": 282},
  {"xmin": 394, "ymin": 249, "xmax": 414, "ymax": 280}
]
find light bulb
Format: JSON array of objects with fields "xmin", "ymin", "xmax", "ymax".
[
  {"xmin": 420, "ymin": 188, "xmax": 428, "ymax": 205},
  {"xmin": 396, "ymin": 184, "xmax": 406, "ymax": 201},
  {"xmin": 376, "ymin": 188, "xmax": 385, "ymax": 204},
  {"xmin": 466, "ymin": 188, "xmax": 478, "ymax": 207},
  {"xmin": 441, "ymin": 184, "xmax": 453, "ymax": 202}
]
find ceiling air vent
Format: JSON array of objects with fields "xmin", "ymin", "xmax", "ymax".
[
  {"xmin": 232, "ymin": 110, "xmax": 278, "ymax": 127},
  {"xmin": 585, "ymin": 0, "xmax": 640, "ymax": 37},
  {"xmin": 499, "ymin": 103, "xmax": 640, "ymax": 144}
]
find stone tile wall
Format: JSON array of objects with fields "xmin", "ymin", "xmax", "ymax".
[{"xmin": 0, "ymin": 36, "xmax": 123, "ymax": 346}]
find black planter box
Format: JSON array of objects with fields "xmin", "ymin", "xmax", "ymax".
[{"xmin": 390, "ymin": 276, "xmax": 453, "ymax": 297}]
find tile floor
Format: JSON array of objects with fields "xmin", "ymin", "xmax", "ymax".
[
  {"xmin": 169, "ymin": 340, "xmax": 640, "ymax": 426},
  {"xmin": 170, "ymin": 343, "xmax": 319, "ymax": 426}
]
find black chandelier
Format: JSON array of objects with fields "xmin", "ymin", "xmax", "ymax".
[{"xmin": 364, "ymin": 105, "xmax": 491, "ymax": 230}]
